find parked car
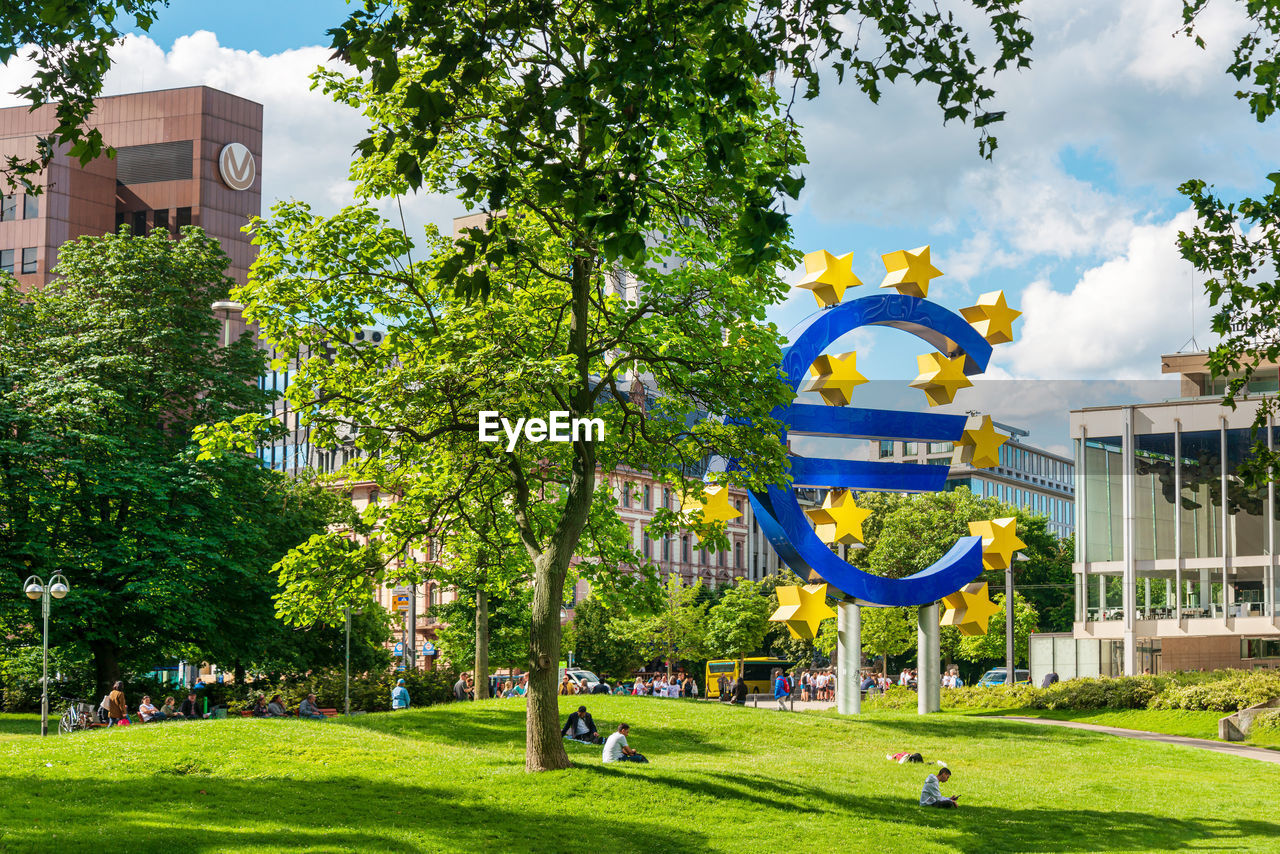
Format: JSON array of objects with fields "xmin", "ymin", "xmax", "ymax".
[
  {"xmin": 558, "ymin": 668, "xmax": 602, "ymax": 692},
  {"xmin": 977, "ymin": 668, "xmax": 1031, "ymax": 687}
]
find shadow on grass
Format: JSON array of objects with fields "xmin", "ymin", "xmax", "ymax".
[
  {"xmin": 330, "ymin": 701, "xmax": 730, "ymax": 758},
  {"xmin": 0, "ymin": 774, "xmax": 711, "ymax": 854},
  {"xmin": 580, "ymin": 764, "xmax": 1280, "ymax": 854},
  {"xmin": 0, "ymin": 715, "xmax": 41, "ymax": 737}
]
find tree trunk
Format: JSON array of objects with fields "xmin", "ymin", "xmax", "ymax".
[
  {"xmin": 523, "ymin": 250, "xmax": 597, "ymax": 772},
  {"xmin": 89, "ymin": 638, "xmax": 121, "ymax": 699},
  {"xmin": 234, "ymin": 661, "xmax": 246, "ymax": 685},
  {"xmin": 475, "ymin": 583, "xmax": 490, "ymax": 700}
]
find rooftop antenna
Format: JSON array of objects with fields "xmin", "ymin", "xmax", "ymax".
[{"xmin": 1178, "ymin": 269, "xmax": 1201, "ymax": 353}]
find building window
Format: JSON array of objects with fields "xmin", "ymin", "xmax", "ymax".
[
  {"xmin": 682, "ymin": 536, "xmax": 690, "ymax": 563},
  {"xmin": 734, "ymin": 499, "xmax": 743, "ymax": 516},
  {"xmin": 878, "ymin": 440, "xmax": 895, "ymax": 458},
  {"xmin": 154, "ymin": 208, "xmax": 169, "ymax": 231},
  {"xmin": 621, "ymin": 482, "xmax": 631, "ymax": 508},
  {"xmin": 0, "ymin": 195, "xmax": 15, "ymax": 221},
  {"xmin": 133, "ymin": 210, "xmax": 147, "ymax": 234},
  {"xmin": 643, "ymin": 485, "xmax": 652, "ymax": 510},
  {"xmin": 115, "ymin": 211, "xmax": 126, "ymax": 232},
  {"xmin": 903, "ymin": 442, "xmax": 917, "ymax": 455},
  {"xmin": 21, "ymin": 247, "xmax": 35, "ymax": 274},
  {"xmin": 22, "ymin": 195, "xmax": 38, "ymax": 219},
  {"xmin": 643, "ymin": 536, "xmax": 651, "ymax": 559},
  {"xmin": 929, "ymin": 441, "xmax": 953, "ymax": 454},
  {"xmin": 663, "ymin": 488, "xmax": 670, "ymax": 509},
  {"xmin": 662, "ymin": 537, "xmax": 671, "ymax": 561},
  {"xmin": 735, "ymin": 543, "xmax": 743, "ymax": 569},
  {"xmin": 718, "ymin": 549, "xmax": 726, "ymax": 567},
  {"xmin": 0, "ymin": 249, "xmax": 12, "ymax": 274},
  {"xmin": 176, "ymin": 206, "xmax": 192, "ymax": 229}
]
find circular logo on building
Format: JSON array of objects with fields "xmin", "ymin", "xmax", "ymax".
[{"xmin": 218, "ymin": 142, "xmax": 256, "ymax": 191}]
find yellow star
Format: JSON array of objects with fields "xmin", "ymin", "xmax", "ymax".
[
  {"xmin": 940, "ymin": 582, "xmax": 1001, "ymax": 637},
  {"xmin": 879, "ymin": 245, "xmax": 943, "ymax": 298},
  {"xmin": 909, "ymin": 352, "xmax": 973, "ymax": 406},
  {"xmin": 770, "ymin": 583, "xmax": 837, "ymax": 640},
  {"xmin": 968, "ymin": 517, "xmax": 1026, "ymax": 571},
  {"xmin": 960, "ymin": 290, "xmax": 1021, "ymax": 344},
  {"xmin": 805, "ymin": 489, "xmax": 871, "ymax": 546},
  {"xmin": 797, "ymin": 250, "xmax": 862, "ymax": 308},
  {"xmin": 955, "ymin": 415, "xmax": 1009, "ymax": 469},
  {"xmin": 799, "ymin": 352, "xmax": 868, "ymax": 407},
  {"xmin": 681, "ymin": 485, "xmax": 742, "ymax": 525}
]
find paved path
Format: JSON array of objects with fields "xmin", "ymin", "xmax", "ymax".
[{"xmin": 998, "ymin": 716, "xmax": 1280, "ymax": 765}]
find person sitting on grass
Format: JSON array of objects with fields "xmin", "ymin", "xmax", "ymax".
[
  {"xmin": 920, "ymin": 767, "xmax": 958, "ymax": 809},
  {"xmin": 179, "ymin": 692, "xmax": 204, "ymax": 719},
  {"xmin": 161, "ymin": 696, "xmax": 180, "ymax": 719},
  {"xmin": 138, "ymin": 695, "xmax": 165, "ymax": 723},
  {"xmin": 299, "ymin": 694, "xmax": 326, "ymax": 720},
  {"xmin": 560, "ymin": 705, "xmax": 601, "ymax": 744},
  {"xmin": 603, "ymin": 724, "xmax": 648, "ymax": 764}
]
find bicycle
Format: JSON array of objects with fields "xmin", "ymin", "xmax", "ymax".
[{"xmin": 57, "ymin": 698, "xmax": 99, "ymax": 735}]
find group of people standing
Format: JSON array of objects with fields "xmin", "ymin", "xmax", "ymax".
[
  {"xmin": 629, "ymin": 673, "xmax": 698, "ymax": 698},
  {"xmin": 797, "ymin": 669, "xmax": 835, "ymax": 701}
]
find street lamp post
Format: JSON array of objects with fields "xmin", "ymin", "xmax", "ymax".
[{"xmin": 23, "ymin": 574, "xmax": 69, "ymax": 737}]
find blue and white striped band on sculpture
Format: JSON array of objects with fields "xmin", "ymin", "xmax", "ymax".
[{"xmin": 747, "ymin": 294, "xmax": 992, "ymax": 607}]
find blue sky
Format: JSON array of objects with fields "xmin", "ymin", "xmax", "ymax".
[{"xmin": 88, "ymin": 1, "xmax": 1278, "ymax": 452}]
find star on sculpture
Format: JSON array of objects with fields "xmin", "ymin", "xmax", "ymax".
[
  {"xmin": 968, "ymin": 517, "xmax": 1025, "ymax": 571},
  {"xmin": 909, "ymin": 352, "xmax": 973, "ymax": 406},
  {"xmin": 940, "ymin": 582, "xmax": 1001, "ymax": 637},
  {"xmin": 770, "ymin": 583, "xmax": 837, "ymax": 640},
  {"xmin": 798, "ymin": 250, "xmax": 862, "ymax": 308},
  {"xmin": 682, "ymin": 485, "xmax": 742, "ymax": 525},
  {"xmin": 960, "ymin": 290, "xmax": 1022, "ymax": 344},
  {"xmin": 954, "ymin": 415, "xmax": 1009, "ymax": 469},
  {"xmin": 805, "ymin": 489, "xmax": 871, "ymax": 546},
  {"xmin": 879, "ymin": 245, "xmax": 943, "ymax": 298},
  {"xmin": 799, "ymin": 352, "xmax": 868, "ymax": 407}
]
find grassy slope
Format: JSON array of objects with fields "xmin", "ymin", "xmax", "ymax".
[
  {"xmin": 1, "ymin": 698, "xmax": 1278, "ymax": 853},
  {"xmin": 968, "ymin": 708, "xmax": 1226, "ymax": 740}
]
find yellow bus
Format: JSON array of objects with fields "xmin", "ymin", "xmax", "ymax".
[{"xmin": 705, "ymin": 657, "xmax": 795, "ymax": 698}]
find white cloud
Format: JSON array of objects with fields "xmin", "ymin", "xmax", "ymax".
[{"xmin": 998, "ymin": 209, "xmax": 1216, "ymax": 380}]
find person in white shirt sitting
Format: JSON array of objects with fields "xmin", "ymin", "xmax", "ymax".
[
  {"xmin": 138, "ymin": 695, "xmax": 165, "ymax": 723},
  {"xmin": 603, "ymin": 724, "xmax": 648, "ymax": 764},
  {"xmin": 920, "ymin": 767, "xmax": 958, "ymax": 808}
]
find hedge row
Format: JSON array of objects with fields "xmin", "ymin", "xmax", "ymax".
[{"xmin": 861, "ymin": 669, "xmax": 1280, "ymax": 713}]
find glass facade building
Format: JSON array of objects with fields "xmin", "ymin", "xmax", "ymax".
[{"xmin": 1067, "ymin": 354, "xmax": 1280, "ymax": 675}]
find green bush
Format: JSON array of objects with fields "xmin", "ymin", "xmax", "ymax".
[
  {"xmin": 1251, "ymin": 709, "xmax": 1280, "ymax": 731},
  {"xmin": 0, "ymin": 646, "xmax": 97, "ymax": 713},
  {"xmin": 1034, "ymin": 676, "xmax": 1161, "ymax": 710},
  {"xmin": 944, "ymin": 683, "xmax": 1041, "ymax": 709},
  {"xmin": 1149, "ymin": 670, "xmax": 1280, "ymax": 712},
  {"xmin": 862, "ymin": 686, "xmax": 918, "ymax": 710}
]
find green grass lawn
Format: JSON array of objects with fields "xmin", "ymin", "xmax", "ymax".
[{"xmin": 1, "ymin": 698, "xmax": 1278, "ymax": 853}]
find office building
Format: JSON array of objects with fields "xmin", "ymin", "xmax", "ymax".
[
  {"xmin": 0, "ymin": 86, "xmax": 262, "ymax": 287},
  {"xmin": 1038, "ymin": 352, "xmax": 1280, "ymax": 680}
]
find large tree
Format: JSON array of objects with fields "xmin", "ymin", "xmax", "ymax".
[
  {"xmin": 223, "ymin": 0, "xmax": 1034, "ymax": 772},
  {"xmin": 0, "ymin": 227, "xmax": 336, "ymax": 695}
]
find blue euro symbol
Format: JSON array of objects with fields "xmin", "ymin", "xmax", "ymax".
[{"xmin": 744, "ymin": 294, "xmax": 991, "ymax": 606}]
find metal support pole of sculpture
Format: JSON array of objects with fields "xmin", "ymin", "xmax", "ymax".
[
  {"xmin": 837, "ymin": 601, "xmax": 861, "ymax": 715},
  {"xmin": 917, "ymin": 603, "xmax": 940, "ymax": 714}
]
